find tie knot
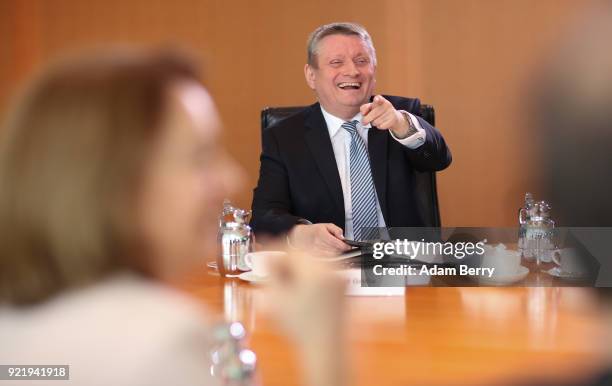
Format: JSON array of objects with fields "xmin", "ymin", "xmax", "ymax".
[{"xmin": 341, "ymin": 120, "xmax": 359, "ymax": 134}]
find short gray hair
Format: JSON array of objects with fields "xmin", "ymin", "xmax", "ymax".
[{"xmin": 307, "ymin": 22, "xmax": 377, "ymax": 68}]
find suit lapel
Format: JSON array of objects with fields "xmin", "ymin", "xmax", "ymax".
[
  {"xmin": 303, "ymin": 104, "xmax": 345, "ymax": 213},
  {"xmin": 368, "ymin": 127, "xmax": 389, "ymax": 223}
]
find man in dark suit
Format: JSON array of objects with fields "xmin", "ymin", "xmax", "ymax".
[{"xmin": 251, "ymin": 22, "xmax": 451, "ymax": 255}]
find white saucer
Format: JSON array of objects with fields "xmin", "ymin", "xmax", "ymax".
[
  {"xmin": 544, "ymin": 267, "xmax": 588, "ymax": 281},
  {"xmin": 238, "ymin": 271, "xmax": 269, "ymax": 284},
  {"xmin": 472, "ymin": 265, "xmax": 530, "ymax": 286}
]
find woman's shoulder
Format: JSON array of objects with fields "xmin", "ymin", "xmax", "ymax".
[{"xmin": 0, "ymin": 273, "xmax": 217, "ymax": 386}]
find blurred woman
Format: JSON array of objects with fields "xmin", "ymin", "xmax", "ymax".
[
  {"xmin": 0, "ymin": 50, "xmax": 346, "ymax": 386},
  {"xmin": 0, "ymin": 50, "xmax": 238, "ymax": 385}
]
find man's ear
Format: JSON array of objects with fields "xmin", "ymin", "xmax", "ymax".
[{"xmin": 304, "ymin": 64, "xmax": 316, "ymax": 90}]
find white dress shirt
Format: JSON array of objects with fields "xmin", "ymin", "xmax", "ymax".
[{"xmin": 320, "ymin": 106, "xmax": 427, "ymax": 239}]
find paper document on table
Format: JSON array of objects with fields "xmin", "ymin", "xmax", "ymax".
[
  {"xmin": 341, "ymin": 269, "xmax": 405, "ymax": 296},
  {"xmin": 339, "ymin": 268, "xmax": 430, "ymax": 295}
]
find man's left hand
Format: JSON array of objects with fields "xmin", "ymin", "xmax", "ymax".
[
  {"xmin": 359, "ymin": 95, "xmax": 410, "ymax": 139},
  {"xmin": 360, "ymin": 95, "xmax": 410, "ymax": 139}
]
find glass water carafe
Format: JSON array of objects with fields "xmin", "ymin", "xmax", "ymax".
[
  {"xmin": 217, "ymin": 200, "xmax": 252, "ymax": 277},
  {"xmin": 525, "ymin": 200, "xmax": 555, "ymax": 265}
]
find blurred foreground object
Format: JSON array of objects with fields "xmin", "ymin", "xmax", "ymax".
[
  {"xmin": 266, "ymin": 249, "xmax": 347, "ymax": 386},
  {"xmin": 536, "ymin": 3, "xmax": 612, "ymax": 385},
  {"xmin": 536, "ymin": 3, "xmax": 612, "ymax": 227},
  {"xmin": 0, "ymin": 48, "xmax": 237, "ymax": 386}
]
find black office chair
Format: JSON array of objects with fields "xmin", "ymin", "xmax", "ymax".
[{"xmin": 260, "ymin": 103, "xmax": 442, "ymax": 227}]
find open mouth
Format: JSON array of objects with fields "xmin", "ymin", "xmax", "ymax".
[{"xmin": 337, "ymin": 82, "xmax": 361, "ymax": 90}]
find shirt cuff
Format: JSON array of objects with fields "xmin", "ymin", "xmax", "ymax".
[{"xmin": 389, "ymin": 111, "xmax": 427, "ymax": 149}]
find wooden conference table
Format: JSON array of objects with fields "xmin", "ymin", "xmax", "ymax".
[{"xmin": 179, "ymin": 260, "xmax": 608, "ymax": 386}]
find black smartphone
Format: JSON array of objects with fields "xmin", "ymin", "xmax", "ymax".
[{"xmin": 343, "ymin": 239, "xmax": 372, "ymax": 248}]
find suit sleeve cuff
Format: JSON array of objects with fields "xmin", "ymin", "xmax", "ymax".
[{"xmin": 390, "ymin": 111, "xmax": 427, "ymax": 149}]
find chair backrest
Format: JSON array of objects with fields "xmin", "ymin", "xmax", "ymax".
[{"xmin": 260, "ymin": 104, "xmax": 441, "ymax": 227}]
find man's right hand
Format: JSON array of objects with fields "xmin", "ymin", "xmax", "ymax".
[{"xmin": 288, "ymin": 223, "xmax": 352, "ymax": 257}]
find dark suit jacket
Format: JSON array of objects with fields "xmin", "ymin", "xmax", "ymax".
[{"xmin": 251, "ymin": 95, "xmax": 452, "ymax": 235}]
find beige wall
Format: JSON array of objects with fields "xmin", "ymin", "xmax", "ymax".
[{"xmin": 0, "ymin": 0, "xmax": 588, "ymax": 226}]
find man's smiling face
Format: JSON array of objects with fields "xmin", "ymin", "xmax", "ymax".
[{"xmin": 305, "ymin": 34, "xmax": 376, "ymax": 120}]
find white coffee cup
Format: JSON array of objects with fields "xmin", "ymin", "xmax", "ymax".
[
  {"xmin": 552, "ymin": 248, "xmax": 585, "ymax": 275},
  {"xmin": 481, "ymin": 243, "xmax": 521, "ymax": 275},
  {"xmin": 243, "ymin": 251, "xmax": 286, "ymax": 277}
]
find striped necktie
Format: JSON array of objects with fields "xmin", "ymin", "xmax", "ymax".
[{"xmin": 342, "ymin": 120, "xmax": 379, "ymax": 241}]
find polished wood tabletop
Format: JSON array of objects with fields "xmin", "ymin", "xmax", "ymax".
[{"xmin": 180, "ymin": 261, "xmax": 608, "ymax": 386}]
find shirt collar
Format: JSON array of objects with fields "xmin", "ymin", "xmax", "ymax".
[{"xmin": 320, "ymin": 105, "xmax": 371, "ymax": 138}]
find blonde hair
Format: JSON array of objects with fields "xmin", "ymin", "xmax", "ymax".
[{"xmin": 0, "ymin": 49, "xmax": 200, "ymax": 306}]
